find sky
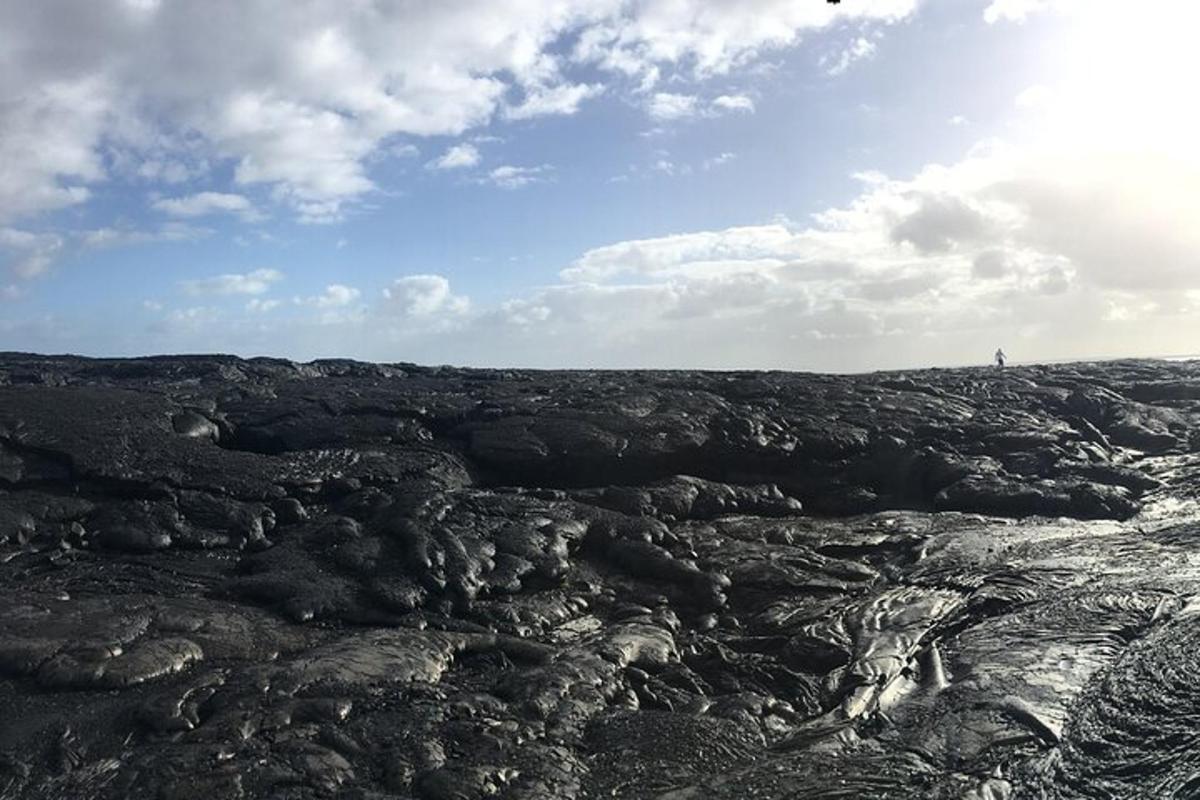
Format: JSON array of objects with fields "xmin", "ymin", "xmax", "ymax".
[{"xmin": 1, "ymin": 0, "xmax": 1198, "ymax": 371}]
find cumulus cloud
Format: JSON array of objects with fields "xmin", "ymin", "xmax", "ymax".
[
  {"xmin": 382, "ymin": 275, "xmax": 469, "ymax": 317},
  {"xmin": 572, "ymin": 0, "xmax": 917, "ymax": 80},
  {"xmin": 485, "ymin": 165, "xmax": 553, "ymax": 189},
  {"xmin": 157, "ymin": 306, "xmax": 221, "ymax": 333},
  {"xmin": 389, "ymin": 144, "xmax": 420, "ymax": 160},
  {"xmin": 647, "ymin": 93, "xmax": 699, "ymax": 121},
  {"xmin": 0, "ymin": 0, "xmax": 919, "ymax": 228},
  {"xmin": 972, "ymin": 249, "xmax": 1011, "ymax": 279},
  {"xmin": 821, "ymin": 36, "xmax": 879, "ymax": 76},
  {"xmin": 561, "ymin": 224, "xmax": 804, "ymax": 282},
  {"xmin": 152, "ymin": 191, "xmax": 258, "ymax": 219},
  {"xmin": 246, "ymin": 298, "xmax": 281, "ymax": 313},
  {"xmin": 650, "ymin": 158, "xmax": 686, "ymax": 176},
  {"xmin": 667, "ymin": 271, "xmax": 782, "ymax": 319},
  {"xmin": 989, "ymin": 156, "xmax": 1200, "ymax": 291},
  {"xmin": 299, "ymin": 284, "xmax": 361, "ymax": 308},
  {"xmin": 702, "ymin": 152, "xmax": 737, "ymax": 170},
  {"xmin": 646, "ymin": 91, "xmax": 762, "ymax": 122},
  {"xmin": 0, "ymin": 78, "xmax": 107, "ymax": 224},
  {"xmin": 81, "ymin": 223, "xmax": 209, "ymax": 249},
  {"xmin": 711, "ymin": 94, "xmax": 756, "ymax": 113},
  {"xmin": 438, "ymin": 97, "xmax": 1200, "ymax": 369},
  {"xmin": 0, "ymin": 221, "xmax": 209, "ymax": 283},
  {"xmin": 428, "ymin": 144, "xmax": 481, "ymax": 170},
  {"xmin": 889, "ymin": 194, "xmax": 996, "ymax": 254},
  {"xmin": 854, "ymin": 272, "xmax": 939, "ymax": 302},
  {"xmin": 0, "ymin": 228, "xmax": 65, "ymax": 280},
  {"xmin": 134, "ymin": 157, "xmax": 208, "ymax": 184},
  {"xmin": 505, "ymin": 83, "xmax": 604, "ymax": 120},
  {"xmin": 181, "ymin": 268, "xmax": 283, "ymax": 296},
  {"xmin": 983, "ymin": 0, "xmax": 1049, "ymax": 24}
]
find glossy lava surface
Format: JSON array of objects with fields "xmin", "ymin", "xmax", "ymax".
[{"xmin": 3, "ymin": 354, "xmax": 1200, "ymax": 799}]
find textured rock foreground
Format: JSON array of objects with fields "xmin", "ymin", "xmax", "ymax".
[{"xmin": 3, "ymin": 354, "xmax": 1200, "ymax": 799}]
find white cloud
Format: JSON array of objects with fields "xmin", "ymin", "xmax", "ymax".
[
  {"xmin": 561, "ymin": 224, "xmax": 804, "ymax": 282},
  {"xmin": 135, "ymin": 158, "xmax": 206, "ymax": 184},
  {"xmin": 0, "ymin": 0, "xmax": 921, "ymax": 230},
  {"xmin": 181, "ymin": 268, "xmax": 283, "ymax": 296},
  {"xmin": 0, "ymin": 228, "xmax": 65, "ymax": 279},
  {"xmin": 318, "ymin": 284, "xmax": 359, "ymax": 307},
  {"xmin": 702, "ymin": 152, "xmax": 737, "ymax": 170},
  {"xmin": 0, "ymin": 77, "xmax": 107, "ymax": 224},
  {"xmin": 711, "ymin": 94, "xmax": 756, "ymax": 113},
  {"xmin": 428, "ymin": 143, "xmax": 481, "ymax": 170},
  {"xmin": 572, "ymin": 0, "xmax": 919, "ymax": 81},
  {"xmin": 158, "ymin": 306, "xmax": 220, "ymax": 332},
  {"xmin": 983, "ymin": 0, "xmax": 1049, "ymax": 24},
  {"xmin": 972, "ymin": 250, "xmax": 1011, "ymax": 279},
  {"xmin": 299, "ymin": 284, "xmax": 361, "ymax": 308},
  {"xmin": 288, "ymin": 284, "xmax": 366, "ymax": 325},
  {"xmin": 486, "ymin": 164, "xmax": 553, "ymax": 189},
  {"xmin": 81, "ymin": 222, "xmax": 209, "ymax": 249},
  {"xmin": 217, "ymin": 93, "xmax": 376, "ymax": 222},
  {"xmin": 647, "ymin": 93, "xmax": 699, "ymax": 121},
  {"xmin": 152, "ymin": 191, "xmax": 259, "ymax": 219},
  {"xmin": 650, "ymin": 91, "xmax": 755, "ymax": 123},
  {"xmin": 246, "ymin": 298, "xmax": 281, "ymax": 312},
  {"xmin": 505, "ymin": 83, "xmax": 604, "ymax": 120},
  {"xmin": 822, "ymin": 36, "xmax": 878, "ymax": 76},
  {"xmin": 382, "ymin": 274, "xmax": 469, "ymax": 316},
  {"xmin": 622, "ymin": 151, "xmax": 735, "ymax": 177},
  {"xmin": 889, "ymin": 193, "xmax": 997, "ymax": 254},
  {"xmin": 651, "ymin": 159, "xmax": 678, "ymax": 175}
]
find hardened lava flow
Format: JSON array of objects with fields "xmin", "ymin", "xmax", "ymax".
[{"xmin": 3, "ymin": 353, "xmax": 1200, "ymax": 799}]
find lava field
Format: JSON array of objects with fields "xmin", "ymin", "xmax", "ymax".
[{"xmin": 3, "ymin": 353, "xmax": 1200, "ymax": 799}]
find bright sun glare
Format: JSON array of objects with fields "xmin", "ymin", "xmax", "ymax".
[{"xmin": 1051, "ymin": 1, "xmax": 1200, "ymax": 159}]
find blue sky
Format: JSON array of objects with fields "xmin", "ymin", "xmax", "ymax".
[{"xmin": 2, "ymin": 0, "xmax": 1197, "ymax": 370}]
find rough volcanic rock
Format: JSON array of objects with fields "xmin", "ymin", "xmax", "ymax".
[{"xmin": 4, "ymin": 353, "xmax": 1200, "ymax": 798}]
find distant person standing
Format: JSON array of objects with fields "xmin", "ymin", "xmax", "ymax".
[{"xmin": 995, "ymin": 348, "xmax": 1006, "ymax": 368}]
